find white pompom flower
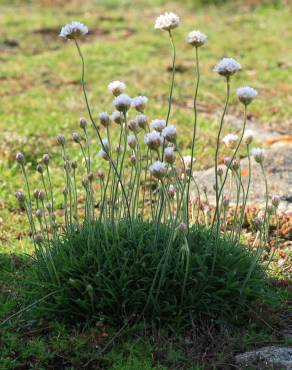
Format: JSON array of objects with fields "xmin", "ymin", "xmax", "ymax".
[
  {"xmin": 182, "ymin": 155, "xmax": 194, "ymax": 171},
  {"xmin": 162, "ymin": 125, "xmax": 177, "ymax": 143},
  {"xmin": 113, "ymin": 94, "xmax": 132, "ymax": 113},
  {"xmin": 136, "ymin": 114, "xmax": 148, "ymax": 130},
  {"xmin": 149, "ymin": 161, "xmax": 167, "ymax": 179},
  {"xmin": 244, "ymin": 129, "xmax": 254, "ymax": 145},
  {"xmin": 144, "ymin": 131, "xmax": 162, "ymax": 150},
  {"xmin": 165, "ymin": 147, "xmax": 176, "ymax": 164},
  {"xmin": 98, "ymin": 149, "xmax": 109, "ymax": 161},
  {"xmin": 154, "ymin": 12, "xmax": 180, "ymax": 31},
  {"xmin": 132, "ymin": 96, "xmax": 148, "ymax": 112},
  {"xmin": 186, "ymin": 30, "xmax": 208, "ymax": 47},
  {"xmin": 59, "ymin": 21, "xmax": 88, "ymax": 40},
  {"xmin": 108, "ymin": 81, "xmax": 126, "ymax": 96},
  {"xmin": 150, "ymin": 119, "xmax": 166, "ymax": 133},
  {"xmin": 111, "ymin": 111, "xmax": 123, "ymax": 125},
  {"xmin": 213, "ymin": 57, "xmax": 241, "ymax": 77},
  {"xmin": 237, "ymin": 86, "xmax": 258, "ymax": 105},
  {"xmin": 252, "ymin": 147, "xmax": 265, "ymax": 164},
  {"xmin": 127, "ymin": 135, "xmax": 137, "ymax": 149},
  {"xmin": 222, "ymin": 134, "xmax": 238, "ymax": 147}
]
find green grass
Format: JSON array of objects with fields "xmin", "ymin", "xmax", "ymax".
[{"xmin": 0, "ymin": 0, "xmax": 291, "ymax": 368}]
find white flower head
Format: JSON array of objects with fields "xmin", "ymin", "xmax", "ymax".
[
  {"xmin": 59, "ymin": 21, "xmax": 88, "ymax": 40},
  {"xmin": 182, "ymin": 155, "xmax": 195, "ymax": 171},
  {"xmin": 101, "ymin": 138, "xmax": 109, "ymax": 151},
  {"xmin": 213, "ymin": 57, "xmax": 241, "ymax": 77},
  {"xmin": 149, "ymin": 161, "xmax": 166, "ymax": 179},
  {"xmin": 165, "ymin": 146, "xmax": 176, "ymax": 164},
  {"xmin": 150, "ymin": 119, "xmax": 166, "ymax": 133},
  {"xmin": 127, "ymin": 135, "xmax": 136, "ymax": 149},
  {"xmin": 108, "ymin": 81, "xmax": 126, "ymax": 96},
  {"xmin": 155, "ymin": 12, "xmax": 180, "ymax": 31},
  {"xmin": 132, "ymin": 96, "xmax": 148, "ymax": 112},
  {"xmin": 237, "ymin": 86, "xmax": 258, "ymax": 105},
  {"xmin": 98, "ymin": 149, "xmax": 109, "ymax": 161},
  {"xmin": 162, "ymin": 125, "xmax": 177, "ymax": 143},
  {"xmin": 136, "ymin": 114, "xmax": 148, "ymax": 130},
  {"xmin": 113, "ymin": 94, "xmax": 132, "ymax": 112},
  {"xmin": 144, "ymin": 131, "xmax": 162, "ymax": 150},
  {"xmin": 222, "ymin": 133, "xmax": 238, "ymax": 147},
  {"xmin": 111, "ymin": 111, "xmax": 123, "ymax": 125},
  {"xmin": 99, "ymin": 112, "xmax": 110, "ymax": 127},
  {"xmin": 244, "ymin": 129, "xmax": 254, "ymax": 145},
  {"xmin": 252, "ymin": 147, "xmax": 265, "ymax": 163},
  {"xmin": 186, "ymin": 30, "xmax": 208, "ymax": 47}
]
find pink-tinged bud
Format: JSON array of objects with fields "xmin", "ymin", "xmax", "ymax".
[
  {"xmin": 223, "ymin": 195, "xmax": 229, "ymax": 208},
  {"xmin": 177, "ymin": 223, "xmax": 187, "ymax": 233},
  {"xmin": 82, "ymin": 178, "xmax": 89, "ymax": 187},
  {"xmin": 35, "ymin": 209, "xmax": 42, "ymax": 219},
  {"xmin": 231, "ymin": 159, "xmax": 240, "ymax": 171},
  {"xmin": 129, "ymin": 155, "xmax": 136, "ymax": 165},
  {"xmin": 16, "ymin": 152, "xmax": 25, "ymax": 164},
  {"xmin": 136, "ymin": 114, "xmax": 148, "ymax": 130},
  {"xmin": 33, "ymin": 189, "xmax": 40, "ymax": 199},
  {"xmin": 128, "ymin": 119, "xmax": 138, "ymax": 132},
  {"xmin": 165, "ymin": 147, "xmax": 176, "ymax": 165},
  {"xmin": 254, "ymin": 212, "xmax": 264, "ymax": 230},
  {"xmin": 168, "ymin": 185, "xmax": 176, "ymax": 199},
  {"xmin": 88, "ymin": 171, "xmax": 94, "ymax": 182},
  {"xmin": 39, "ymin": 191, "xmax": 45, "ymax": 201},
  {"xmin": 97, "ymin": 170, "xmax": 105, "ymax": 180},
  {"xmin": 36, "ymin": 164, "xmax": 44, "ymax": 173},
  {"xmin": 15, "ymin": 191, "xmax": 25, "ymax": 203},
  {"xmin": 42, "ymin": 154, "xmax": 50, "ymax": 164},
  {"xmin": 56, "ymin": 134, "xmax": 65, "ymax": 146},
  {"xmin": 127, "ymin": 135, "xmax": 137, "ymax": 149},
  {"xmin": 35, "ymin": 233, "xmax": 43, "ymax": 244},
  {"xmin": 79, "ymin": 117, "xmax": 87, "ymax": 129}
]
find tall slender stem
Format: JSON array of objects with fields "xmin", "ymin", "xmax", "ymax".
[{"xmin": 186, "ymin": 46, "xmax": 200, "ymax": 230}]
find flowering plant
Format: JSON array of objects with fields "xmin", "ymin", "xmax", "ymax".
[{"xmin": 14, "ymin": 16, "xmax": 279, "ymax": 325}]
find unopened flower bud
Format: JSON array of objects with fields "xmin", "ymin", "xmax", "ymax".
[
  {"xmin": 217, "ymin": 167, "xmax": 223, "ymax": 177},
  {"xmin": 16, "ymin": 152, "xmax": 25, "ymax": 164},
  {"xmin": 71, "ymin": 160, "xmax": 77, "ymax": 170},
  {"xmin": 252, "ymin": 148, "xmax": 264, "ymax": 164},
  {"xmin": 223, "ymin": 195, "xmax": 229, "ymax": 208},
  {"xmin": 35, "ymin": 209, "xmax": 42, "ymax": 219},
  {"xmin": 38, "ymin": 191, "xmax": 45, "ymax": 201},
  {"xmin": 72, "ymin": 132, "xmax": 81, "ymax": 143},
  {"xmin": 127, "ymin": 135, "xmax": 136, "ymax": 149},
  {"xmin": 42, "ymin": 154, "xmax": 50, "ymax": 164},
  {"xmin": 82, "ymin": 178, "xmax": 89, "ymax": 187},
  {"xmin": 177, "ymin": 223, "xmax": 187, "ymax": 234},
  {"xmin": 99, "ymin": 112, "xmax": 110, "ymax": 127},
  {"xmin": 35, "ymin": 233, "xmax": 43, "ymax": 244},
  {"xmin": 79, "ymin": 117, "xmax": 87, "ymax": 129},
  {"xmin": 231, "ymin": 159, "xmax": 240, "ymax": 171},
  {"xmin": 63, "ymin": 187, "xmax": 68, "ymax": 196},
  {"xmin": 15, "ymin": 191, "xmax": 25, "ymax": 203},
  {"xmin": 56, "ymin": 134, "xmax": 65, "ymax": 146},
  {"xmin": 165, "ymin": 147, "xmax": 176, "ymax": 165},
  {"xmin": 136, "ymin": 114, "xmax": 148, "ymax": 130},
  {"xmin": 46, "ymin": 203, "xmax": 52, "ymax": 211},
  {"xmin": 271, "ymin": 195, "xmax": 280, "ymax": 209},
  {"xmin": 36, "ymin": 164, "xmax": 44, "ymax": 173},
  {"xmin": 97, "ymin": 170, "xmax": 105, "ymax": 180},
  {"xmin": 88, "ymin": 171, "xmax": 94, "ymax": 182},
  {"xmin": 128, "ymin": 119, "xmax": 138, "ymax": 132},
  {"xmin": 115, "ymin": 144, "xmax": 122, "ymax": 154},
  {"xmin": 168, "ymin": 185, "xmax": 176, "ymax": 199},
  {"xmin": 129, "ymin": 154, "xmax": 136, "ymax": 165},
  {"xmin": 33, "ymin": 189, "xmax": 40, "ymax": 199}
]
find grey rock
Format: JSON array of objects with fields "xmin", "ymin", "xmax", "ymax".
[{"xmin": 235, "ymin": 346, "xmax": 292, "ymax": 369}]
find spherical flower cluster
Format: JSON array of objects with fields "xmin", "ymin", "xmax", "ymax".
[
  {"xmin": 98, "ymin": 149, "xmax": 109, "ymax": 161},
  {"xmin": 213, "ymin": 57, "xmax": 241, "ymax": 77},
  {"xmin": 111, "ymin": 111, "xmax": 123, "ymax": 125},
  {"xmin": 162, "ymin": 125, "xmax": 177, "ymax": 143},
  {"xmin": 136, "ymin": 114, "xmax": 148, "ymax": 130},
  {"xmin": 237, "ymin": 86, "xmax": 258, "ymax": 105},
  {"xmin": 127, "ymin": 135, "xmax": 136, "ymax": 149},
  {"xmin": 222, "ymin": 133, "xmax": 238, "ymax": 147},
  {"xmin": 252, "ymin": 147, "xmax": 264, "ymax": 163},
  {"xmin": 79, "ymin": 117, "xmax": 87, "ymax": 129},
  {"xmin": 16, "ymin": 152, "xmax": 25, "ymax": 164},
  {"xmin": 59, "ymin": 21, "xmax": 88, "ymax": 40},
  {"xmin": 132, "ymin": 96, "xmax": 148, "ymax": 112},
  {"xmin": 15, "ymin": 190, "xmax": 25, "ymax": 203},
  {"xmin": 164, "ymin": 146, "xmax": 176, "ymax": 164},
  {"xmin": 186, "ymin": 30, "xmax": 208, "ymax": 47},
  {"xmin": 244, "ymin": 129, "xmax": 254, "ymax": 145},
  {"xmin": 99, "ymin": 112, "xmax": 110, "ymax": 127},
  {"xmin": 144, "ymin": 131, "xmax": 162, "ymax": 150},
  {"xmin": 42, "ymin": 154, "xmax": 50, "ymax": 164},
  {"xmin": 113, "ymin": 94, "xmax": 132, "ymax": 112},
  {"xmin": 150, "ymin": 119, "xmax": 166, "ymax": 133},
  {"xmin": 72, "ymin": 132, "xmax": 81, "ymax": 143},
  {"xmin": 154, "ymin": 12, "xmax": 180, "ymax": 31},
  {"xmin": 149, "ymin": 161, "xmax": 166, "ymax": 179},
  {"xmin": 108, "ymin": 81, "xmax": 126, "ymax": 96}
]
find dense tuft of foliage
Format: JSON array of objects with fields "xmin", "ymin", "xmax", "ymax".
[{"xmin": 29, "ymin": 220, "xmax": 266, "ymax": 327}]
